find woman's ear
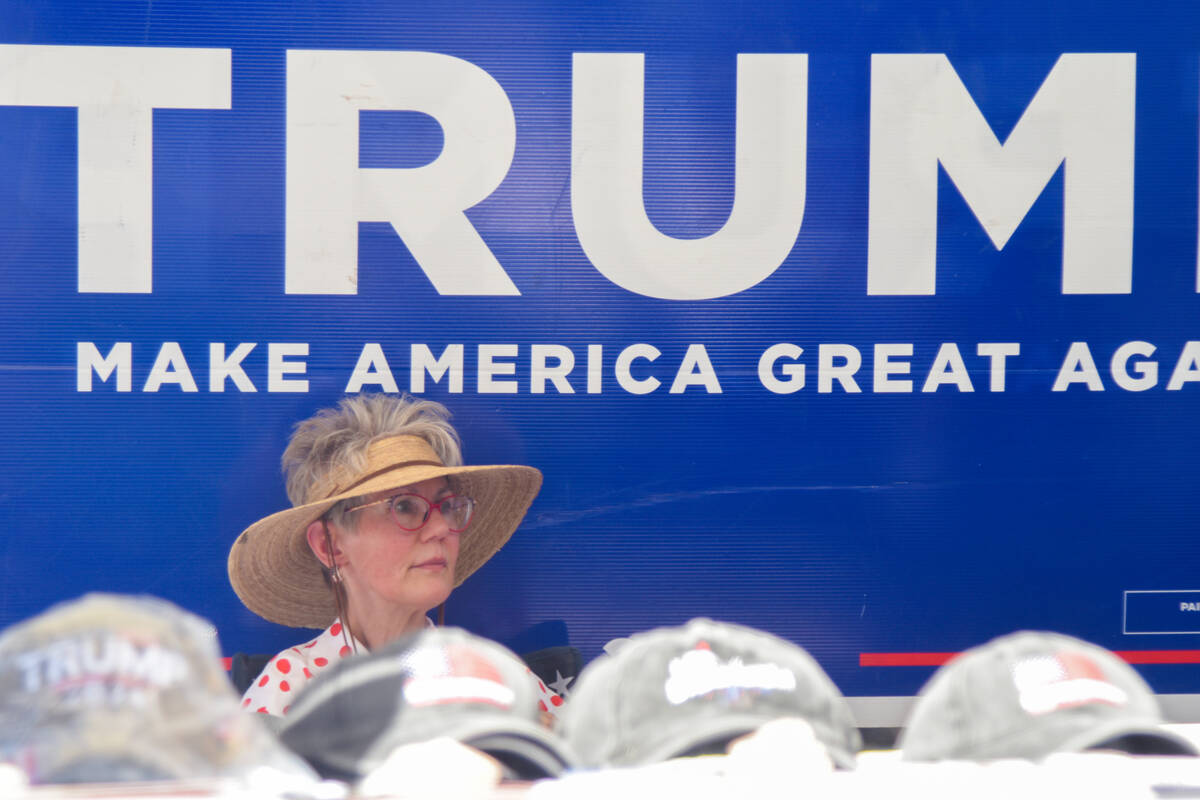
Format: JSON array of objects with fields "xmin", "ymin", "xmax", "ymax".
[{"xmin": 305, "ymin": 520, "xmax": 340, "ymax": 568}]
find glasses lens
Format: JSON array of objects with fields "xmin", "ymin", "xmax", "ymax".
[
  {"xmin": 443, "ymin": 496, "xmax": 474, "ymax": 531},
  {"xmin": 388, "ymin": 494, "xmax": 431, "ymax": 530}
]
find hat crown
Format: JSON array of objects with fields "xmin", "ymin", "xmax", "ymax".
[
  {"xmin": 279, "ymin": 627, "xmax": 573, "ymax": 781},
  {"xmin": 900, "ymin": 630, "xmax": 1182, "ymax": 760},
  {"xmin": 304, "ymin": 435, "xmax": 445, "ymax": 505},
  {"xmin": 560, "ymin": 618, "xmax": 860, "ymax": 768},
  {"xmin": 0, "ymin": 593, "xmax": 315, "ymax": 783}
]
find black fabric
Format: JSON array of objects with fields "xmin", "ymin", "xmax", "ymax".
[
  {"xmin": 229, "ymin": 653, "xmax": 272, "ymax": 695},
  {"xmin": 278, "ymin": 662, "xmax": 408, "ymax": 783},
  {"xmin": 520, "ymin": 646, "xmax": 581, "ymax": 695},
  {"xmin": 1089, "ymin": 733, "xmax": 1197, "ymax": 757}
]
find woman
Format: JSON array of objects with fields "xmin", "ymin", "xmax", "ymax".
[{"xmin": 228, "ymin": 393, "xmax": 555, "ymax": 716}]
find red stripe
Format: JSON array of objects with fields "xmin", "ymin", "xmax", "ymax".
[
  {"xmin": 861, "ymin": 649, "xmax": 1200, "ymax": 667},
  {"xmin": 1113, "ymin": 650, "xmax": 1200, "ymax": 664},
  {"xmin": 860, "ymin": 652, "xmax": 958, "ymax": 666}
]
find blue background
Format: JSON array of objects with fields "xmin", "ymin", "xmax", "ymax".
[{"xmin": 0, "ymin": 0, "xmax": 1198, "ymax": 700}]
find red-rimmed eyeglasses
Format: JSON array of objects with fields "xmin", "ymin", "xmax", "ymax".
[{"xmin": 345, "ymin": 492, "xmax": 475, "ymax": 532}]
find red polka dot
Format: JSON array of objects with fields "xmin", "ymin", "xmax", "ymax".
[
  {"xmin": 276, "ymin": 658, "xmax": 291, "ymax": 674},
  {"xmin": 242, "ymin": 698, "xmax": 251, "ymax": 707},
  {"xmin": 283, "ymin": 705, "xmax": 290, "ymax": 714},
  {"xmin": 538, "ymin": 700, "xmax": 547, "ymax": 712},
  {"xmin": 330, "ymin": 622, "xmax": 343, "ymax": 636},
  {"xmin": 338, "ymin": 645, "xmax": 351, "ymax": 657},
  {"xmin": 279, "ymin": 681, "xmax": 290, "ymax": 693},
  {"xmin": 314, "ymin": 657, "xmax": 328, "ymax": 667},
  {"xmin": 258, "ymin": 675, "xmax": 269, "ymax": 688},
  {"xmin": 256, "ymin": 707, "xmax": 268, "ymax": 714},
  {"xmin": 304, "ymin": 641, "xmax": 317, "ymax": 649},
  {"xmin": 303, "ymin": 668, "xmax": 312, "ymax": 679},
  {"xmin": 538, "ymin": 681, "xmax": 546, "ymax": 692},
  {"xmin": 550, "ymin": 695, "xmax": 563, "ymax": 707}
]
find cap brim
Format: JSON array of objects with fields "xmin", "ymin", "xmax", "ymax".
[
  {"xmin": 1060, "ymin": 716, "xmax": 1198, "ymax": 757},
  {"xmin": 462, "ymin": 725, "xmax": 576, "ymax": 779},
  {"xmin": 635, "ymin": 713, "xmax": 856, "ymax": 770},
  {"xmin": 228, "ymin": 461, "xmax": 542, "ymax": 628},
  {"xmin": 364, "ymin": 713, "xmax": 573, "ymax": 781}
]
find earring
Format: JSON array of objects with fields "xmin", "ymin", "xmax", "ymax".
[{"xmin": 323, "ymin": 522, "xmax": 343, "ymax": 583}]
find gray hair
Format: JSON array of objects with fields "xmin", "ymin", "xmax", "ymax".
[{"xmin": 282, "ymin": 393, "xmax": 463, "ymax": 528}]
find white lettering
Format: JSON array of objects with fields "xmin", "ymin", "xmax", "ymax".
[
  {"xmin": 411, "ymin": 344, "xmax": 464, "ymax": 393},
  {"xmin": 404, "ymin": 676, "xmax": 515, "ymax": 709},
  {"xmin": 572, "ymin": 53, "xmax": 807, "ymax": 299},
  {"xmin": 209, "ymin": 342, "xmax": 256, "ymax": 392},
  {"xmin": 45, "ymin": 641, "xmax": 80, "ymax": 689},
  {"xmin": 758, "ymin": 343, "xmax": 805, "ymax": 394},
  {"xmin": 11, "ymin": 636, "xmax": 192, "ymax": 701},
  {"xmin": 0, "ymin": 46, "xmax": 230, "ymax": 293},
  {"xmin": 87, "ymin": 339, "xmax": 1200, "ymax": 398},
  {"xmin": 818, "ymin": 344, "xmax": 862, "ymax": 393},
  {"xmin": 669, "ymin": 344, "xmax": 722, "ymax": 394},
  {"xmin": 15, "ymin": 652, "xmax": 44, "ymax": 692},
  {"xmin": 346, "ymin": 343, "xmax": 399, "ymax": 393},
  {"xmin": 922, "ymin": 342, "xmax": 974, "ymax": 392},
  {"xmin": 478, "ymin": 344, "xmax": 519, "ymax": 394},
  {"xmin": 873, "ymin": 343, "xmax": 913, "ymax": 392},
  {"xmin": 587, "ymin": 344, "xmax": 603, "ymax": 394},
  {"xmin": 531, "ymin": 344, "xmax": 575, "ymax": 394},
  {"xmin": 286, "ymin": 51, "xmax": 518, "ymax": 295},
  {"xmin": 615, "ymin": 343, "xmax": 661, "ymax": 394},
  {"xmin": 1167, "ymin": 342, "xmax": 1200, "ymax": 390},
  {"xmin": 1111, "ymin": 341, "xmax": 1157, "ymax": 391},
  {"xmin": 1019, "ymin": 679, "xmax": 1128, "ymax": 715},
  {"xmin": 664, "ymin": 648, "xmax": 796, "ymax": 706},
  {"xmin": 78, "ymin": 636, "xmax": 117, "ymax": 676},
  {"xmin": 143, "ymin": 342, "xmax": 197, "ymax": 392},
  {"xmin": 977, "ymin": 342, "xmax": 1020, "ymax": 391},
  {"xmin": 77, "ymin": 341, "xmax": 131, "ymax": 392},
  {"xmin": 869, "ymin": 53, "xmax": 1135, "ymax": 295},
  {"xmin": 1052, "ymin": 342, "xmax": 1104, "ymax": 391},
  {"xmin": 268, "ymin": 342, "xmax": 309, "ymax": 392}
]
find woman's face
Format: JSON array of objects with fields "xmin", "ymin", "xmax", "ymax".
[{"xmin": 333, "ymin": 476, "xmax": 461, "ymax": 621}]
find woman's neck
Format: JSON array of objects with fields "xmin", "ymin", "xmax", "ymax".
[{"xmin": 344, "ymin": 602, "xmax": 428, "ymax": 651}]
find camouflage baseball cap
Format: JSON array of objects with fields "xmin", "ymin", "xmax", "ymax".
[{"xmin": 0, "ymin": 592, "xmax": 317, "ymax": 785}]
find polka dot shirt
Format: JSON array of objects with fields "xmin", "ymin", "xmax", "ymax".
[{"xmin": 240, "ymin": 618, "xmax": 563, "ymax": 718}]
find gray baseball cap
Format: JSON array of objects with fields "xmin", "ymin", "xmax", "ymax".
[
  {"xmin": 277, "ymin": 626, "xmax": 574, "ymax": 782},
  {"xmin": 0, "ymin": 592, "xmax": 316, "ymax": 785},
  {"xmin": 899, "ymin": 630, "xmax": 1198, "ymax": 761},
  {"xmin": 557, "ymin": 618, "xmax": 861, "ymax": 769}
]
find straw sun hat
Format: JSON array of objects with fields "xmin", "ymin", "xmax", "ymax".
[{"xmin": 228, "ymin": 434, "xmax": 542, "ymax": 629}]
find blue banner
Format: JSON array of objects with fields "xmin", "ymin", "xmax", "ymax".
[{"xmin": 2, "ymin": 0, "xmax": 1199, "ymax": 711}]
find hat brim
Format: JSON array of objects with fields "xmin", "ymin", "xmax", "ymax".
[
  {"xmin": 634, "ymin": 712, "xmax": 857, "ymax": 770},
  {"xmin": 228, "ymin": 460, "xmax": 542, "ymax": 628},
  {"xmin": 436, "ymin": 718, "xmax": 575, "ymax": 779},
  {"xmin": 1060, "ymin": 715, "xmax": 1198, "ymax": 757}
]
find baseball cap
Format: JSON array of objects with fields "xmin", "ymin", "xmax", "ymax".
[
  {"xmin": 899, "ymin": 630, "xmax": 1198, "ymax": 761},
  {"xmin": 557, "ymin": 618, "xmax": 861, "ymax": 769},
  {"xmin": 0, "ymin": 592, "xmax": 317, "ymax": 785},
  {"xmin": 277, "ymin": 626, "xmax": 574, "ymax": 782}
]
